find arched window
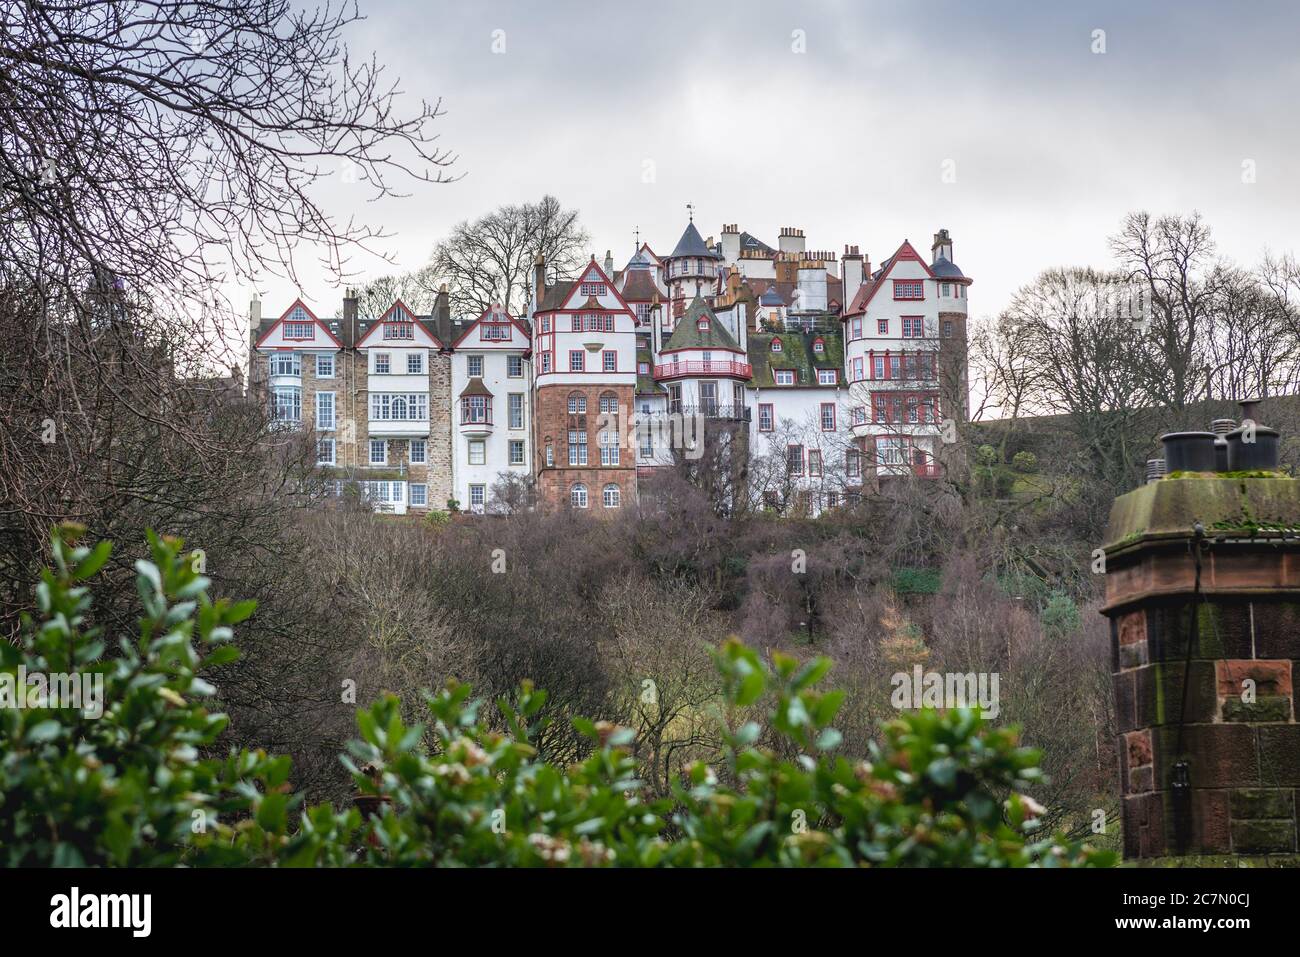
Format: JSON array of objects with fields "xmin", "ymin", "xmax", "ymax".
[
  {"xmin": 602, "ymin": 484, "xmax": 621, "ymax": 508},
  {"xmin": 391, "ymin": 396, "xmax": 408, "ymax": 420},
  {"xmin": 567, "ymin": 392, "xmax": 587, "ymax": 414},
  {"xmin": 570, "ymin": 483, "xmax": 588, "ymax": 509}
]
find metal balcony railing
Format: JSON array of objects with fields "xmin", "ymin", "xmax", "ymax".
[{"xmin": 667, "ymin": 403, "xmax": 750, "ymax": 422}]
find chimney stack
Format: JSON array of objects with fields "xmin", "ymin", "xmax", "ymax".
[
  {"xmin": 842, "ymin": 245, "xmax": 865, "ymax": 295},
  {"xmin": 248, "ymin": 295, "xmax": 262, "ymax": 330},
  {"xmin": 604, "ymin": 249, "xmax": 614, "ymax": 279},
  {"xmin": 778, "ymin": 226, "xmax": 806, "ymax": 256},
  {"xmin": 932, "ymin": 228, "xmax": 954, "ymax": 264},
  {"xmin": 533, "ymin": 254, "xmax": 546, "ymax": 312}
]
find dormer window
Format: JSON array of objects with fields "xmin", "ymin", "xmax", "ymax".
[
  {"xmin": 771, "ymin": 338, "xmax": 783, "ymax": 353},
  {"xmin": 812, "ymin": 337, "xmax": 825, "ymax": 353},
  {"xmin": 775, "ymin": 369, "xmax": 795, "ymax": 385},
  {"xmin": 697, "ymin": 315, "xmax": 710, "ymax": 331}
]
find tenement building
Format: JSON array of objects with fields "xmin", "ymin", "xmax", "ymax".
[{"xmin": 247, "ymin": 218, "xmax": 971, "ymax": 515}]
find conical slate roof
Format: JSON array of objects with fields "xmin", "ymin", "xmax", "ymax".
[
  {"xmin": 931, "ymin": 256, "xmax": 966, "ymax": 279},
  {"xmin": 669, "ymin": 221, "xmax": 720, "ymax": 259},
  {"xmin": 663, "ymin": 296, "xmax": 741, "ymax": 352}
]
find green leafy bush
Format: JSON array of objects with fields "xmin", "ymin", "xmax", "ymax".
[
  {"xmin": 0, "ymin": 528, "xmax": 1114, "ymax": 868},
  {"xmin": 891, "ymin": 567, "xmax": 943, "ymax": 595},
  {"xmin": 1012, "ymin": 451, "xmax": 1038, "ymax": 473},
  {"xmin": 1039, "ymin": 591, "xmax": 1082, "ymax": 639}
]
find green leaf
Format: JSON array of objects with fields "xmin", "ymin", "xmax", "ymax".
[
  {"xmin": 73, "ymin": 541, "xmax": 112, "ymax": 580},
  {"xmin": 26, "ymin": 720, "xmax": 61, "ymax": 743},
  {"xmin": 927, "ymin": 757, "xmax": 958, "ymax": 789},
  {"xmin": 735, "ymin": 670, "xmax": 765, "ymax": 707},
  {"xmin": 815, "ymin": 728, "xmax": 842, "ymax": 751}
]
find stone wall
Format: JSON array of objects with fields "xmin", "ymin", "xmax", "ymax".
[{"xmin": 533, "ymin": 383, "xmax": 636, "ymax": 511}]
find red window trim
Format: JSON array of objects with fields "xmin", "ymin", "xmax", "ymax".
[
  {"xmin": 808, "ymin": 449, "xmax": 824, "ymax": 476},
  {"xmin": 569, "ymin": 350, "xmax": 584, "ymax": 372},
  {"xmin": 787, "ymin": 444, "xmax": 804, "ymax": 475},
  {"xmin": 602, "ymin": 350, "xmax": 617, "ymax": 372},
  {"xmin": 869, "ymin": 391, "xmax": 941, "ymax": 424},
  {"xmin": 901, "ymin": 315, "xmax": 925, "ymax": 339},
  {"xmin": 820, "ymin": 402, "xmax": 836, "ymax": 431},
  {"xmin": 758, "ymin": 403, "xmax": 774, "ymax": 432},
  {"xmin": 893, "ymin": 279, "xmax": 924, "ymax": 301}
]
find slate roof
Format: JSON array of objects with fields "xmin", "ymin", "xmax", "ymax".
[
  {"xmin": 746, "ymin": 323, "xmax": 844, "ymax": 389},
  {"xmin": 636, "ymin": 343, "xmax": 662, "ymax": 395},
  {"xmin": 669, "ymin": 221, "xmax": 720, "ymax": 259},
  {"xmin": 843, "ymin": 279, "xmax": 879, "ymax": 316},
  {"xmin": 662, "ymin": 296, "xmax": 742, "ymax": 352},
  {"xmin": 739, "ymin": 276, "xmax": 845, "ymax": 311},
  {"xmin": 620, "ymin": 268, "xmax": 661, "ymax": 302},
  {"xmin": 537, "ymin": 281, "xmax": 572, "ymax": 312},
  {"xmin": 458, "ymin": 376, "xmax": 493, "ymax": 398},
  {"xmin": 931, "ymin": 256, "xmax": 966, "ymax": 279}
]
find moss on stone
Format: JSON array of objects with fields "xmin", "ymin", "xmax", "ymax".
[{"xmin": 1103, "ymin": 477, "xmax": 1300, "ymax": 554}]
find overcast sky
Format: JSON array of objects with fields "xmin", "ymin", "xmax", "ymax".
[{"xmin": 244, "ymin": 0, "xmax": 1300, "ymax": 325}]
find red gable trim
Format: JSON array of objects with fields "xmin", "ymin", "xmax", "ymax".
[
  {"xmin": 253, "ymin": 298, "xmax": 343, "ymax": 349},
  {"xmin": 355, "ymin": 298, "xmax": 444, "ymax": 349},
  {"xmin": 450, "ymin": 306, "xmax": 532, "ymax": 349},
  {"xmin": 842, "ymin": 240, "xmax": 936, "ymax": 317},
  {"xmin": 538, "ymin": 260, "xmax": 637, "ymax": 318}
]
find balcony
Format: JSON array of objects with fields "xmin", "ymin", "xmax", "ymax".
[
  {"xmin": 669, "ymin": 403, "xmax": 750, "ymax": 422},
  {"xmin": 459, "ymin": 412, "xmax": 493, "ymax": 437},
  {"xmin": 913, "ymin": 463, "xmax": 941, "ymax": 479},
  {"xmin": 368, "ymin": 418, "xmax": 430, "ymax": 439},
  {"xmin": 653, "ymin": 360, "xmax": 753, "ymax": 380}
]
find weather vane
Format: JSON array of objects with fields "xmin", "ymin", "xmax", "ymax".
[{"xmin": 686, "ymin": 203, "xmax": 694, "ymax": 223}]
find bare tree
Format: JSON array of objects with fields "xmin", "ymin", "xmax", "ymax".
[
  {"xmin": 1, "ymin": 0, "xmax": 456, "ymax": 319},
  {"xmin": 355, "ymin": 265, "xmax": 443, "ymax": 319},
  {"xmin": 1006, "ymin": 267, "xmax": 1151, "ymax": 498},
  {"xmin": 968, "ymin": 313, "xmax": 1042, "ymax": 461},
  {"xmin": 1110, "ymin": 211, "xmax": 1226, "ymax": 409},
  {"xmin": 430, "ymin": 195, "xmax": 588, "ymax": 317}
]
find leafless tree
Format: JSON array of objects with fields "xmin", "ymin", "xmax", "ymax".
[
  {"xmin": 1, "ymin": 0, "xmax": 456, "ymax": 320},
  {"xmin": 356, "ymin": 265, "xmax": 443, "ymax": 319},
  {"xmin": 1006, "ymin": 267, "xmax": 1152, "ymax": 497},
  {"xmin": 430, "ymin": 195, "xmax": 589, "ymax": 317},
  {"xmin": 1110, "ymin": 211, "xmax": 1226, "ymax": 409}
]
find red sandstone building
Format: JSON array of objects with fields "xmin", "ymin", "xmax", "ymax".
[{"xmin": 529, "ymin": 255, "xmax": 638, "ymax": 511}]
